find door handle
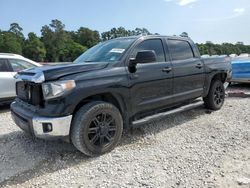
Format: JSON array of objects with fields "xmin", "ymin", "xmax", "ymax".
[
  {"xmin": 195, "ymin": 63, "xmax": 203, "ymax": 69},
  {"xmin": 162, "ymin": 67, "xmax": 172, "ymax": 73}
]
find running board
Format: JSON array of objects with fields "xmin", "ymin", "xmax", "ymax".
[{"xmin": 132, "ymin": 100, "xmax": 204, "ymax": 127}]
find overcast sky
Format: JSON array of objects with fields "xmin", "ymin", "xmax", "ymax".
[{"xmin": 0, "ymin": 0, "xmax": 249, "ymax": 44}]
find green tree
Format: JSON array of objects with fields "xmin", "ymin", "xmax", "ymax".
[
  {"xmin": 101, "ymin": 27, "xmax": 129, "ymax": 41},
  {"xmin": 41, "ymin": 19, "xmax": 69, "ymax": 61},
  {"xmin": 23, "ymin": 32, "xmax": 46, "ymax": 61},
  {"xmin": 197, "ymin": 42, "xmax": 250, "ymax": 56},
  {"xmin": 0, "ymin": 23, "xmax": 24, "ymax": 54},
  {"xmin": 101, "ymin": 27, "xmax": 152, "ymax": 41},
  {"xmin": 197, "ymin": 44, "xmax": 209, "ymax": 55},
  {"xmin": 133, "ymin": 28, "xmax": 151, "ymax": 36},
  {"xmin": 9, "ymin": 23, "xmax": 24, "ymax": 39},
  {"xmin": 74, "ymin": 27, "xmax": 100, "ymax": 48},
  {"xmin": 9, "ymin": 23, "xmax": 25, "ymax": 50},
  {"xmin": 61, "ymin": 40, "xmax": 87, "ymax": 61},
  {"xmin": 0, "ymin": 31, "xmax": 22, "ymax": 54},
  {"xmin": 180, "ymin": 32, "xmax": 189, "ymax": 37},
  {"xmin": 41, "ymin": 19, "xmax": 88, "ymax": 62}
]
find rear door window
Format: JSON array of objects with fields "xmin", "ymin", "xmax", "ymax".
[{"xmin": 168, "ymin": 39, "xmax": 194, "ymax": 61}]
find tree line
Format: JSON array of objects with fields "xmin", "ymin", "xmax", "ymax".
[
  {"xmin": 0, "ymin": 19, "xmax": 250, "ymax": 62},
  {"xmin": 197, "ymin": 42, "xmax": 250, "ymax": 57}
]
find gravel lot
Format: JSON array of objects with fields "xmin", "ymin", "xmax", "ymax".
[{"xmin": 0, "ymin": 90, "xmax": 250, "ymax": 187}]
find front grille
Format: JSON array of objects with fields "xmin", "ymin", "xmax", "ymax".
[{"xmin": 16, "ymin": 81, "xmax": 43, "ymax": 106}]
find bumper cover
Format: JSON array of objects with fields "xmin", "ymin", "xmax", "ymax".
[{"xmin": 11, "ymin": 101, "xmax": 72, "ymax": 139}]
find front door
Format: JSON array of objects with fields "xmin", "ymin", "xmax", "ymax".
[{"xmin": 129, "ymin": 38, "xmax": 173, "ymax": 115}]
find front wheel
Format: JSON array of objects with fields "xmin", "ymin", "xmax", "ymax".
[
  {"xmin": 71, "ymin": 101, "xmax": 123, "ymax": 156},
  {"xmin": 203, "ymin": 80, "xmax": 225, "ymax": 110}
]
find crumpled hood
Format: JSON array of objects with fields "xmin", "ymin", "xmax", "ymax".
[{"xmin": 17, "ymin": 62, "xmax": 108, "ymax": 82}]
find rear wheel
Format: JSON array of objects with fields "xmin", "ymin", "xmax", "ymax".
[
  {"xmin": 71, "ymin": 101, "xmax": 123, "ymax": 156},
  {"xmin": 203, "ymin": 80, "xmax": 225, "ymax": 110}
]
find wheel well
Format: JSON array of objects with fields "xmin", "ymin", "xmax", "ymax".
[
  {"xmin": 212, "ymin": 73, "xmax": 227, "ymax": 83},
  {"xmin": 73, "ymin": 93, "xmax": 123, "ymax": 115}
]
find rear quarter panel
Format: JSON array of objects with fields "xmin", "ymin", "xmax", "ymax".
[{"xmin": 202, "ymin": 57, "xmax": 232, "ymax": 96}]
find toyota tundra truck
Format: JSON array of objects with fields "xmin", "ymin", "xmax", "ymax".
[{"xmin": 11, "ymin": 35, "xmax": 232, "ymax": 156}]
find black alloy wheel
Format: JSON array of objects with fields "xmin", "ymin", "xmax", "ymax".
[
  {"xmin": 213, "ymin": 84, "xmax": 224, "ymax": 107},
  {"xmin": 203, "ymin": 80, "xmax": 225, "ymax": 110},
  {"xmin": 87, "ymin": 113, "xmax": 117, "ymax": 148},
  {"xmin": 71, "ymin": 101, "xmax": 123, "ymax": 156}
]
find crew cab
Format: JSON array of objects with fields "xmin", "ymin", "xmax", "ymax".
[{"xmin": 11, "ymin": 35, "xmax": 232, "ymax": 156}]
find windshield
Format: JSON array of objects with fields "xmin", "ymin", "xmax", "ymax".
[{"xmin": 74, "ymin": 38, "xmax": 136, "ymax": 63}]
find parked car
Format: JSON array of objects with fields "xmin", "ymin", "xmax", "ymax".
[
  {"xmin": 230, "ymin": 54, "xmax": 238, "ymax": 58},
  {"xmin": 0, "ymin": 53, "xmax": 41, "ymax": 104},
  {"xmin": 219, "ymin": 55, "xmax": 228, "ymax": 58},
  {"xmin": 231, "ymin": 57, "xmax": 250, "ymax": 83},
  {"xmin": 201, "ymin": 54, "xmax": 210, "ymax": 58},
  {"xmin": 11, "ymin": 35, "xmax": 232, "ymax": 156},
  {"xmin": 211, "ymin": 55, "xmax": 219, "ymax": 58},
  {"xmin": 239, "ymin": 53, "xmax": 250, "ymax": 58}
]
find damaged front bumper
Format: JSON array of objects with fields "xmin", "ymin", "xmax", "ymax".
[{"xmin": 11, "ymin": 101, "xmax": 72, "ymax": 140}]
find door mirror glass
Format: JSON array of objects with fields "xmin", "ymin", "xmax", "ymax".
[
  {"xmin": 128, "ymin": 50, "xmax": 157, "ymax": 73},
  {"xmin": 132, "ymin": 50, "xmax": 157, "ymax": 64}
]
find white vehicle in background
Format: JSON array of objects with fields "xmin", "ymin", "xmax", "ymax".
[
  {"xmin": 230, "ymin": 54, "xmax": 238, "ymax": 58},
  {"xmin": 0, "ymin": 53, "xmax": 41, "ymax": 104},
  {"xmin": 211, "ymin": 55, "xmax": 219, "ymax": 58},
  {"xmin": 239, "ymin": 53, "xmax": 250, "ymax": 58},
  {"xmin": 201, "ymin": 54, "xmax": 210, "ymax": 58}
]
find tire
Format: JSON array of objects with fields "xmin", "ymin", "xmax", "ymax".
[
  {"xmin": 203, "ymin": 80, "xmax": 225, "ymax": 110},
  {"xmin": 71, "ymin": 101, "xmax": 123, "ymax": 156}
]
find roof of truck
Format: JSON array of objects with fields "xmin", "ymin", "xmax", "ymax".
[{"xmin": 113, "ymin": 35, "xmax": 193, "ymax": 42}]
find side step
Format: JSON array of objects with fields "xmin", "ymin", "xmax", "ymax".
[{"xmin": 132, "ymin": 99, "xmax": 204, "ymax": 127}]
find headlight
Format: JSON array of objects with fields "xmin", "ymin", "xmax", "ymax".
[{"xmin": 42, "ymin": 80, "xmax": 76, "ymax": 100}]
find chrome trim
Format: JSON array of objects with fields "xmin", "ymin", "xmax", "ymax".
[
  {"xmin": 15, "ymin": 70, "xmax": 45, "ymax": 83},
  {"xmin": 32, "ymin": 115, "xmax": 72, "ymax": 139}
]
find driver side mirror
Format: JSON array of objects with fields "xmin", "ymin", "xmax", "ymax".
[{"xmin": 128, "ymin": 50, "xmax": 157, "ymax": 73}]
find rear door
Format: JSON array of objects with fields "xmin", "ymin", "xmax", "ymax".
[
  {"xmin": 129, "ymin": 38, "xmax": 173, "ymax": 115},
  {"xmin": 167, "ymin": 39, "xmax": 205, "ymax": 102},
  {"xmin": 0, "ymin": 59, "xmax": 16, "ymax": 99}
]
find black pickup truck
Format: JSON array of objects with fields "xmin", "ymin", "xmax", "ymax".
[{"xmin": 11, "ymin": 35, "xmax": 232, "ymax": 156}]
